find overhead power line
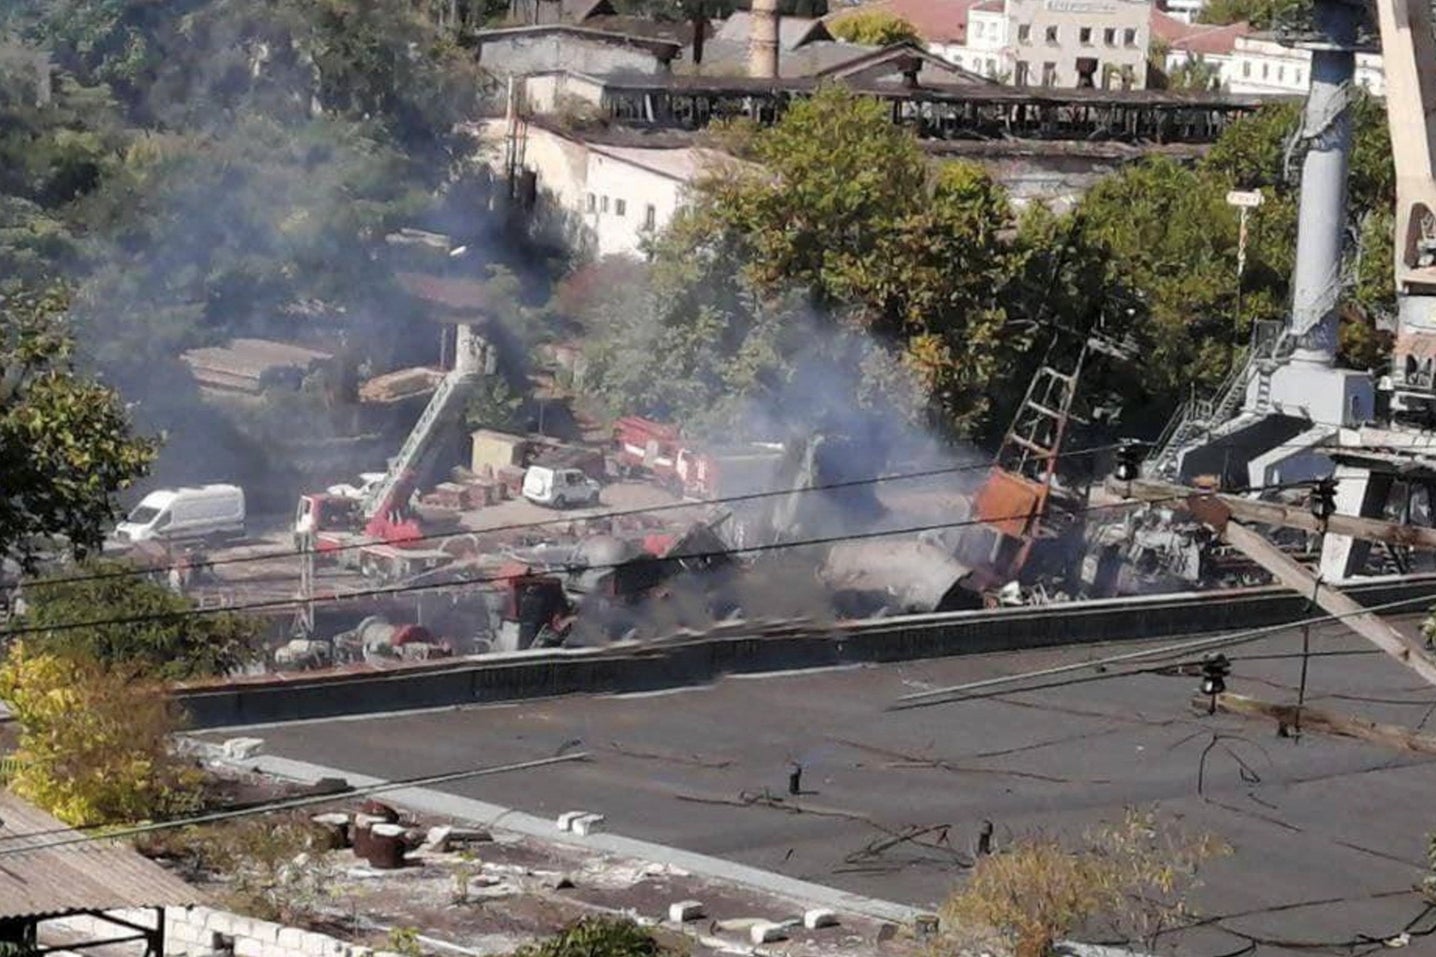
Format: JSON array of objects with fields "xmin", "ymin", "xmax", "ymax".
[
  {"xmin": 29, "ymin": 428, "xmax": 1436, "ymax": 592},
  {"xmin": 25, "ymin": 447, "xmax": 1112, "ymax": 592},
  {"xmin": 888, "ymin": 588, "xmax": 1436, "ymax": 711},
  {"xmin": 0, "ymin": 751, "xmax": 588, "ymax": 857}
]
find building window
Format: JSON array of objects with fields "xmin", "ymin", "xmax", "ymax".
[
  {"xmin": 1042, "ymin": 61, "xmax": 1057, "ymax": 85},
  {"xmin": 1103, "ymin": 27, "xmax": 1116, "ymax": 45},
  {"xmin": 615, "ymin": 198, "xmax": 627, "ymax": 217},
  {"xmin": 586, "ymin": 193, "xmax": 595, "ymax": 212},
  {"xmin": 1045, "ymin": 25, "xmax": 1059, "ymax": 44},
  {"xmin": 644, "ymin": 204, "xmax": 656, "ymax": 230},
  {"xmin": 1277, "ymin": 65, "xmax": 1285, "ymax": 82},
  {"xmin": 601, "ymin": 195, "xmax": 610, "ymax": 213},
  {"xmin": 1079, "ymin": 26, "xmax": 1092, "ymax": 45},
  {"xmin": 987, "ymin": 58, "xmax": 997, "ymax": 73},
  {"xmin": 1262, "ymin": 63, "xmax": 1269, "ymax": 79},
  {"xmin": 954, "ymin": 53, "xmax": 964, "ymax": 64},
  {"xmin": 1018, "ymin": 24, "xmax": 1031, "ymax": 43},
  {"xmin": 1122, "ymin": 28, "xmax": 1137, "ymax": 47},
  {"xmin": 1295, "ymin": 68, "xmax": 1303, "ymax": 85},
  {"xmin": 1242, "ymin": 60, "xmax": 1251, "ymax": 78},
  {"xmin": 1015, "ymin": 59, "xmax": 1030, "ymax": 84}
]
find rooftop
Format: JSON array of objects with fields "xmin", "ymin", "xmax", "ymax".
[
  {"xmin": 225, "ymin": 622, "xmax": 1436, "ymax": 955},
  {"xmin": 0, "ymin": 790, "xmax": 201, "ymax": 920},
  {"xmin": 825, "ymin": 0, "xmax": 989, "ymax": 46},
  {"xmin": 473, "ymin": 24, "xmax": 683, "ymax": 61},
  {"xmin": 1153, "ymin": 8, "xmax": 1252, "ymax": 56}
]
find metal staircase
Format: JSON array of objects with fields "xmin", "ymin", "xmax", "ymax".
[{"xmin": 1147, "ymin": 335, "xmax": 1281, "ymax": 479}]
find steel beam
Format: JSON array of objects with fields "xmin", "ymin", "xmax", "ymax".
[
  {"xmin": 1188, "ymin": 498, "xmax": 1436, "ymax": 687},
  {"xmin": 1121, "ymin": 477, "xmax": 1436, "ymax": 550}
]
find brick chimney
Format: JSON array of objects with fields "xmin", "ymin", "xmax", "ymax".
[{"xmin": 749, "ymin": 0, "xmax": 779, "ymax": 79}]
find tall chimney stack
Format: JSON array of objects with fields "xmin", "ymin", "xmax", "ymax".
[{"xmin": 749, "ymin": 0, "xmax": 779, "ymax": 79}]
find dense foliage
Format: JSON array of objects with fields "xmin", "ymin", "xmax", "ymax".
[
  {"xmin": 0, "ymin": 287, "xmax": 157, "ymax": 571},
  {"xmin": 0, "ymin": 642, "xmax": 201, "ymax": 825},
  {"xmin": 18, "ymin": 560, "xmax": 263, "ymax": 680},
  {"xmin": 827, "ymin": 9, "xmax": 922, "ymax": 46},
  {"xmin": 565, "ymin": 86, "xmax": 1396, "ymax": 443},
  {"xmin": 515, "ymin": 919, "xmax": 669, "ymax": 957},
  {"xmin": 577, "ymin": 86, "xmax": 1025, "ymax": 437}
]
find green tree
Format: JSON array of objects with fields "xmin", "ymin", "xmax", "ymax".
[
  {"xmin": 18, "ymin": 560, "xmax": 263, "ymax": 680},
  {"xmin": 1198, "ymin": 0, "xmax": 1306, "ymax": 28},
  {"xmin": 0, "ymin": 286, "xmax": 156, "ymax": 572},
  {"xmin": 0, "ymin": 642, "xmax": 202, "ymax": 825},
  {"xmin": 579, "ymin": 87, "xmax": 1022, "ymax": 436},
  {"xmin": 827, "ymin": 9, "xmax": 922, "ymax": 46}
]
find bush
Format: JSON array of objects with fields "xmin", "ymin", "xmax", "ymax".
[
  {"xmin": 942, "ymin": 809, "xmax": 1228, "ymax": 957},
  {"xmin": 516, "ymin": 919, "xmax": 669, "ymax": 957},
  {"xmin": 19, "ymin": 560, "xmax": 263, "ymax": 680},
  {"xmin": 0, "ymin": 643, "xmax": 202, "ymax": 825}
]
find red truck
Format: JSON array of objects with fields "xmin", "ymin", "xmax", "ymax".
[{"xmin": 611, "ymin": 417, "xmax": 780, "ymax": 500}]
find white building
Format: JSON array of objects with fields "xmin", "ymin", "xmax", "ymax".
[
  {"xmin": 1160, "ymin": 23, "xmax": 1384, "ymax": 95},
  {"xmin": 1005, "ymin": 0, "xmax": 1154, "ymax": 88},
  {"xmin": 471, "ymin": 118, "xmax": 741, "ymax": 259},
  {"xmin": 826, "ymin": 0, "xmax": 1007, "ymax": 79},
  {"xmin": 1224, "ymin": 33, "xmax": 1384, "ymax": 95},
  {"xmin": 832, "ymin": 0, "xmax": 1152, "ymax": 86}
]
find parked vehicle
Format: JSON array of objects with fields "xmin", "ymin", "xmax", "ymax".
[
  {"xmin": 115, "ymin": 485, "xmax": 245, "ymax": 544},
  {"xmin": 612, "ymin": 416, "xmax": 782, "ymax": 499},
  {"xmin": 523, "ymin": 465, "xmax": 602, "ymax": 509}
]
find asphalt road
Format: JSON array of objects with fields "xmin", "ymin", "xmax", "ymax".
[{"xmin": 216, "ymin": 623, "xmax": 1436, "ymax": 955}]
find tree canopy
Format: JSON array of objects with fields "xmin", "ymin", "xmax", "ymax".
[
  {"xmin": 827, "ymin": 10, "xmax": 923, "ymax": 46},
  {"xmin": 576, "ymin": 85, "xmax": 1023, "ymax": 438},
  {"xmin": 17, "ymin": 560, "xmax": 263, "ymax": 680},
  {"xmin": 0, "ymin": 286, "xmax": 156, "ymax": 572}
]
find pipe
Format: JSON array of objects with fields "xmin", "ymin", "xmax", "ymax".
[
  {"xmin": 1288, "ymin": 1, "xmax": 1359, "ymax": 365},
  {"xmin": 749, "ymin": 0, "xmax": 779, "ymax": 79}
]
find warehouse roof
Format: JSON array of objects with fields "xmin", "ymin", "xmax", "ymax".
[{"xmin": 0, "ymin": 790, "xmax": 201, "ymax": 919}]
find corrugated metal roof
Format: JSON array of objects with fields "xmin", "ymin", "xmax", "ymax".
[{"xmin": 0, "ymin": 790, "xmax": 202, "ymax": 919}]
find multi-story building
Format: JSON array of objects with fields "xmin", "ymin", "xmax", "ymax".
[
  {"xmin": 1160, "ymin": 22, "xmax": 1384, "ymax": 95},
  {"xmin": 1005, "ymin": 0, "xmax": 1153, "ymax": 88}
]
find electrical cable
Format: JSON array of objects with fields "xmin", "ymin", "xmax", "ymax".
[
  {"xmin": 888, "ymin": 587, "xmax": 1436, "ymax": 710},
  {"xmin": 0, "ymin": 493, "xmax": 1196, "ymax": 639},
  {"xmin": 18, "ymin": 444, "xmax": 1119, "ymax": 591},
  {"xmin": 25, "ymin": 425, "xmax": 1436, "ymax": 593},
  {"xmin": 0, "ymin": 751, "xmax": 589, "ymax": 856}
]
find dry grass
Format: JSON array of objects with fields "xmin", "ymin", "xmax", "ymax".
[{"xmin": 940, "ymin": 808, "xmax": 1229, "ymax": 957}]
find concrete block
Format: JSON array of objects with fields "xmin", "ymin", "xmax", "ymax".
[
  {"xmin": 300, "ymin": 932, "xmax": 334, "ymax": 957},
  {"xmin": 235, "ymin": 937, "xmax": 264, "ymax": 957},
  {"xmin": 206, "ymin": 912, "xmax": 232, "ymax": 935},
  {"xmin": 572, "ymin": 813, "xmax": 605, "ymax": 836},
  {"xmin": 277, "ymin": 928, "xmax": 306, "ymax": 951},
  {"xmin": 803, "ymin": 909, "xmax": 838, "ymax": 930},
  {"xmin": 556, "ymin": 811, "xmax": 586, "ymax": 832},
  {"xmin": 250, "ymin": 921, "xmax": 281, "ymax": 946},
  {"xmin": 424, "ymin": 825, "xmax": 453, "ymax": 851},
  {"xmin": 749, "ymin": 923, "xmax": 788, "ymax": 945},
  {"xmin": 668, "ymin": 900, "xmax": 705, "ymax": 923},
  {"xmin": 222, "ymin": 736, "xmax": 265, "ymax": 760}
]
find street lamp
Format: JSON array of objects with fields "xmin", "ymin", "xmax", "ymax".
[{"xmin": 1226, "ymin": 189, "xmax": 1264, "ymax": 347}]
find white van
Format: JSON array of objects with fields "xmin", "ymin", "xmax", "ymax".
[
  {"xmin": 522, "ymin": 466, "xmax": 601, "ymax": 509},
  {"xmin": 115, "ymin": 485, "xmax": 246, "ymax": 544}
]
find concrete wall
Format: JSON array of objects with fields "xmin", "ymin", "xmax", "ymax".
[
  {"xmin": 585, "ymin": 151, "xmax": 687, "ymax": 257},
  {"xmin": 477, "ymin": 34, "xmax": 668, "ymax": 78},
  {"xmin": 176, "ymin": 573, "xmax": 1436, "ymax": 729},
  {"xmin": 470, "ymin": 119, "xmax": 694, "ymax": 260},
  {"xmin": 1006, "ymin": 0, "xmax": 1151, "ymax": 88},
  {"xmin": 48, "ymin": 907, "xmax": 402, "ymax": 957}
]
